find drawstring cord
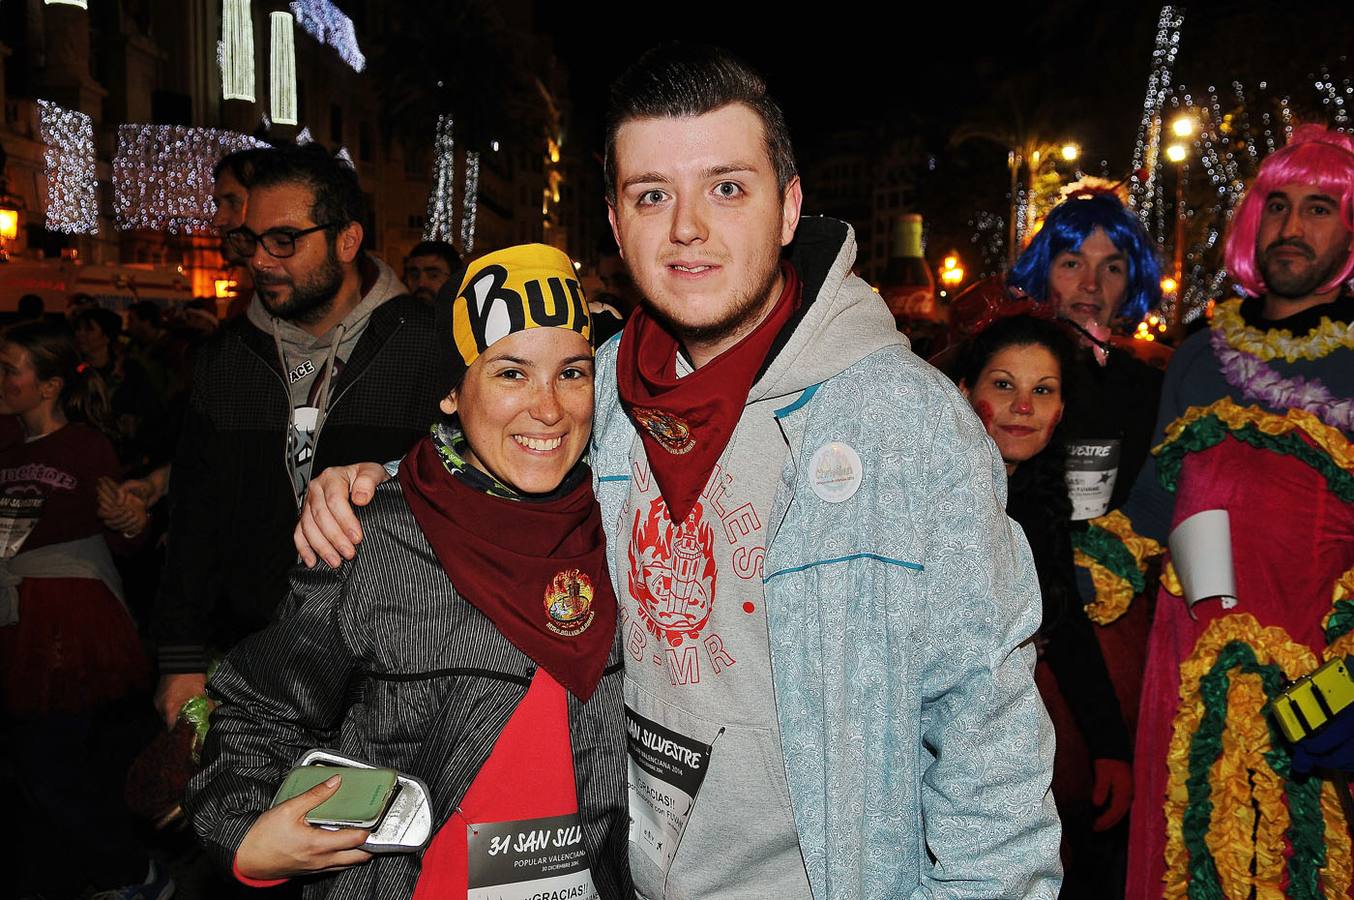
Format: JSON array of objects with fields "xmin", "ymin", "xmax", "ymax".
[{"xmin": 272, "ymin": 317, "xmax": 346, "ymax": 501}]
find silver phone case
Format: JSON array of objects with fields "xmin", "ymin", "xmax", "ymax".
[{"xmin": 294, "ymin": 748, "xmax": 432, "ymax": 853}]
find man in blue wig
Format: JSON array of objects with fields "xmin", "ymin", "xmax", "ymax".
[
  {"xmin": 1006, "ymin": 190, "xmax": 1165, "ymax": 896},
  {"xmin": 1008, "ymin": 191, "xmax": 1165, "ymax": 518}
]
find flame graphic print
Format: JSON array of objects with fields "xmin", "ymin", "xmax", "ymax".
[{"xmin": 628, "ymin": 496, "xmax": 718, "ymax": 646}]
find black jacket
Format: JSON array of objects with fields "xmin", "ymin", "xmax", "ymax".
[
  {"xmin": 1062, "ymin": 349, "xmax": 1164, "ymax": 512},
  {"xmin": 185, "ymin": 482, "xmax": 633, "ymax": 899},
  {"xmin": 155, "ymin": 295, "xmax": 444, "ymax": 672}
]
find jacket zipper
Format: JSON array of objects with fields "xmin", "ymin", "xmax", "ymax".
[
  {"xmin": 241, "ymin": 338, "xmax": 292, "ymax": 487},
  {"xmin": 308, "ymin": 316, "xmax": 405, "ymax": 464},
  {"xmin": 242, "ymin": 316, "xmax": 406, "ymax": 485}
]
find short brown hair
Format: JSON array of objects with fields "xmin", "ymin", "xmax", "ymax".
[{"xmin": 604, "ymin": 44, "xmax": 797, "ymax": 205}]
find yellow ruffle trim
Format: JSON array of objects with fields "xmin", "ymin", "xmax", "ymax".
[
  {"xmin": 1323, "ymin": 567, "xmax": 1354, "ymax": 662},
  {"xmin": 1323, "ymin": 777, "xmax": 1354, "ymax": 900},
  {"xmin": 1163, "ymin": 614, "xmax": 1352, "ymax": 899},
  {"xmin": 1202, "ymin": 670, "xmax": 1287, "ymax": 897},
  {"xmin": 1074, "ymin": 550, "xmax": 1133, "ymax": 625},
  {"xmin": 1076, "ymin": 511, "xmax": 1165, "ymax": 625},
  {"xmin": 1093, "ymin": 509, "xmax": 1166, "ymax": 566},
  {"xmin": 1213, "ymin": 297, "xmax": 1354, "ymax": 364},
  {"xmin": 1161, "ymin": 560, "xmax": 1182, "ymax": 597},
  {"xmin": 1322, "ymin": 566, "xmax": 1354, "ymax": 894},
  {"xmin": 1159, "ymin": 397, "xmax": 1354, "ymax": 472}
]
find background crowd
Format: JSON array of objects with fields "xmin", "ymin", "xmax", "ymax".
[{"xmin": 0, "ymin": 12, "xmax": 1351, "ymax": 900}]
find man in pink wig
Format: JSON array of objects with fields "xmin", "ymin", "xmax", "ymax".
[{"xmin": 1077, "ymin": 123, "xmax": 1354, "ymax": 897}]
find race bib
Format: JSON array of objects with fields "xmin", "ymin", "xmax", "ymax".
[
  {"xmin": 1065, "ymin": 439, "xmax": 1121, "ymax": 521},
  {"xmin": 625, "ymin": 706, "xmax": 713, "ymax": 873},
  {"xmin": 467, "ymin": 812, "xmax": 597, "ymax": 900},
  {"xmin": 0, "ymin": 496, "xmax": 43, "ymax": 558}
]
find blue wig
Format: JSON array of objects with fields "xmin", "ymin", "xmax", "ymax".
[{"xmin": 1007, "ymin": 193, "xmax": 1162, "ymax": 322}]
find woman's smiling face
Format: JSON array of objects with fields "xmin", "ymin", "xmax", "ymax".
[
  {"xmin": 441, "ymin": 327, "xmax": 595, "ymax": 494},
  {"xmin": 962, "ymin": 343, "xmax": 1064, "ymax": 469}
]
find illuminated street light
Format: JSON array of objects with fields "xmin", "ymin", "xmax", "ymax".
[
  {"xmin": 1171, "ymin": 115, "xmax": 1195, "ymax": 139},
  {"xmin": 0, "ymin": 206, "xmax": 17, "ymax": 242},
  {"xmin": 1159, "ymin": 277, "xmax": 1178, "ymax": 295},
  {"xmin": 939, "ymin": 252, "xmax": 965, "ymax": 288},
  {"xmin": 1165, "ymin": 143, "xmax": 1188, "ymax": 163},
  {"xmin": 1060, "ymin": 143, "xmax": 1080, "ymax": 162}
]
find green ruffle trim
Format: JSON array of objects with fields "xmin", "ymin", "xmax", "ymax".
[
  {"xmin": 1327, "ymin": 599, "xmax": 1354, "ymax": 647},
  {"xmin": 1156, "ymin": 415, "xmax": 1354, "ymax": 503},
  {"xmin": 1070, "ymin": 524, "xmax": 1147, "ymax": 593},
  {"xmin": 1185, "ymin": 640, "xmax": 1326, "ymax": 899}
]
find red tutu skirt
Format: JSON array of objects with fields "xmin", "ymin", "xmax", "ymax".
[{"xmin": 0, "ymin": 576, "xmax": 150, "ymax": 715}]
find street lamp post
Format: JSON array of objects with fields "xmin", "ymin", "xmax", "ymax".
[
  {"xmin": 1165, "ymin": 138, "xmax": 1190, "ymax": 325},
  {"xmin": 1006, "ymin": 140, "xmax": 1081, "ymax": 267}
]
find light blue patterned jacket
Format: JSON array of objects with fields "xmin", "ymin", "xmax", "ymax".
[{"xmin": 591, "ymin": 218, "xmax": 1061, "ymax": 899}]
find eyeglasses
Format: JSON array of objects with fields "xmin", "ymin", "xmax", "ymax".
[{"xmin": 225, "ymin": 223, "xmax": 337, "ymax": 259}]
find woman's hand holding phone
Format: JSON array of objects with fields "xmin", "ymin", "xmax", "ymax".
[{"xmin": 236, "ymin": 775, "xmax": 373, "ymax": 880}]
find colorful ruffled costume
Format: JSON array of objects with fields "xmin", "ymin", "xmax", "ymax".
[{"xmin": 1075, "ymin": 295, "xmax": 1354, "ymax": 898}]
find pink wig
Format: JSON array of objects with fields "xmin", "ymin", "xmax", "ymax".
[{"xmin": 1224, "ymin": 124, "xmax": 1354, "ymax": 297}]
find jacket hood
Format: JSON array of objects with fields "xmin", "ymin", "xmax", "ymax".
[
  {"xmin": 246, "ymin": 254, "xmax": 409, "ymax": 357},
  {"xmin": 750, "ymin": 217, "xmax": 905, "ymax": 404}
]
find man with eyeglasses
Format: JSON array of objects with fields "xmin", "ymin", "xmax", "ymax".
[{"xmin": 151, "ymin": 143, "xmax": 443, "ymax": 728}]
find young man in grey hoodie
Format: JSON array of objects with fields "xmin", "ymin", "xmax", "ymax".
[
  {"xmin": 152, "ymin": 144, "xmax": 442, "ymax": 728},
  {"xmin": 295, "ymin": 46, "xmax": 1061, "ymax": 899}
]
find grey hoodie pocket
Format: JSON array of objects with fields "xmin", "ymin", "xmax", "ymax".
[{"xmin": 624, "ymin": 681, "xmax": 812, "ymax": 900}]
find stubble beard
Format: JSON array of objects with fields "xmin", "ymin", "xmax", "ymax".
[
  {"xmin": 256, "ymin": 251, "xmax": 344, "ymax": 325},
  {"xmin": 1259, "ymin": 241, "xmax": 1349, "ymax": 300},
  {"xmin": 643, "ymin": 247, "xmax": 785, "ymax": 352}
]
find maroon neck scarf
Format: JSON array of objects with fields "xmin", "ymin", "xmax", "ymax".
[
  {"xmin": 616, "ymin": 263, "xmax": 801, "ymax": 524},
  {"xmin": 397, "ymin": 435, "xmax": 616, "ymax": 701}
]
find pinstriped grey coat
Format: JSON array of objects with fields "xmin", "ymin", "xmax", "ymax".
[{"xmin": 185, "ymin": 481, "xmax": 633, "ymax": 899}]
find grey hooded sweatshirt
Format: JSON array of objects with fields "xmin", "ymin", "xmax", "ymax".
[
  {"xmin": 617, "ymin": 220, "xmax": 903, "ymax": 900},
  {"xmin": 245, "ymin": 254, "xmax": 409, "ymax": 501}
]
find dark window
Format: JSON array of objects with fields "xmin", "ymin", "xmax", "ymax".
[
  {"xmin": 362, "ymin": 191, "xmax": 377, "ymax": 250},
  {"xmin": 359, "ymin": 122, "xmax": 373, "ymax": 162},
  {"xmin": 404, "ymin": 146, "xmax": 425, "ymax": 178},
  {"xmin": 151, "ymin": 91, "xmax": 192, "ymax": 126}
]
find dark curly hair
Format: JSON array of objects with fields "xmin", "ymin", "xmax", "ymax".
[{"xmin": 955, "ymin": 314, "xmax": 1080, "ymax": 630}]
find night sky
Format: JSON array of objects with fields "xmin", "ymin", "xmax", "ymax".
[{"xmin": 536, "ymin": 0, "xmax": 1351, "ymax": 239}]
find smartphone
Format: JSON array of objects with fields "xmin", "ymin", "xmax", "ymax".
[{"xmin": 272, "ymin": 764, "xmax": 400, "ymax": 829}]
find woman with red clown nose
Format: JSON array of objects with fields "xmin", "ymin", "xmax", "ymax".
[
  {"xmin": 952, "ymin": 312, "xmax": 1136, "ymax": 896},
  {"xmin": 186, "ymin": 245, "xmax": 632, "ymax": 899}
]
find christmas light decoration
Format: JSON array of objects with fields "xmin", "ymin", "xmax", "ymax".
[
  {"xmin": 1129, "ymin": 5, "xmax": 1185, "ymax": 231},
  {"xmin": 1013, "ymin": 184, "xmax": 1029, "ymax": 251},
  {"xmin": 296, "ymin": 127, "xmax": 314, "ymax": 145},
  {"xmin": 37, "ymin": 100, "xmax": 99, "ymax": 234},
  {"xmin": 967, "ymin": 211, "xmax": 1005, "ymax": 278},
  {"xmin": 1316, "ymin": 67, "xmax": 1351, "ymax": 127},
  {"xmin": 270, "ymin": 12, "xmax": 298, "ymax": 126},
  {"xmin": 289, "ymin": 0, "xmax": 366, "ymax": 72},
  {"xmin": 460, "ymin": 151, "xmax": 480, "ymax": 253},
  {"xmin": 220, "ymin": 0, "xmax": 256, "ymax": 103},
  {"xmin": 424, "ymin": 114, "xmax": 456, "ymax": 242},
  {"xmin": 112, "ymin": 125, "xmax": 266, "ymax": 232}
]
